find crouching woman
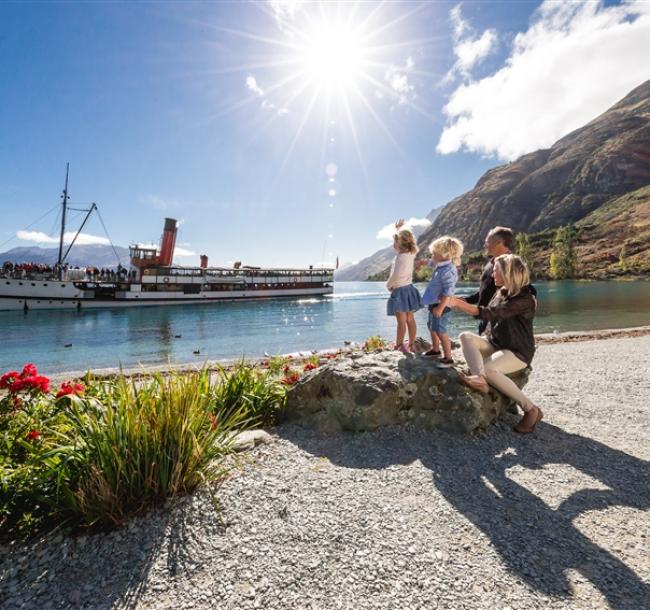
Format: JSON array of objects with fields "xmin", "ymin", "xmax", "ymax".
[{"xmin": 450, "ymin": 254, "xmax": 543, "ymax": 434}]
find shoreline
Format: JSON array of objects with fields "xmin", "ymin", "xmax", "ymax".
[{"xmin": 44, "ymin": 324, "xmax": 650, "ymax": 383}]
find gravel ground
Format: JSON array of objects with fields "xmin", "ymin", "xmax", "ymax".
[{"xmin": 1, "ymin": 335, "xmax": 649, "ymax": 610}]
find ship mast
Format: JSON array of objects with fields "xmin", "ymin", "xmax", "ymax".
[{"xmin": 57, "ymin": 162, "xmax": 70, "ymax": 276}]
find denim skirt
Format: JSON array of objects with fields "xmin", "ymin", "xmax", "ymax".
[{"xmin": 387, "ymin": 284, "xmax": 423, "ymax": 315}]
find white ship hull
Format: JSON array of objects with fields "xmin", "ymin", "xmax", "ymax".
[{"xmin": 0, "ymin": 278, "xmax": 333, "ymax": 311}]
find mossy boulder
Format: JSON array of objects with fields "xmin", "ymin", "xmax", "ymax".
[{"xmin": 283, "ymin": 350, "xmax": 529, "ymax": 434}]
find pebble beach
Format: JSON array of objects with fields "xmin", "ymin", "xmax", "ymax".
[{"xmin": 1, "ymin": 332, "xmax": 649, "ymax": 610}]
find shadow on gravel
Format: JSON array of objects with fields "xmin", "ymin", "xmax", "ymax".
[
  {"xmin": 280, "ymin": 421, "xmax": 650, "ymax": 610},
  {"xmin": 0, "ymin": 497, "xmax": 219, "ymax": 610}
]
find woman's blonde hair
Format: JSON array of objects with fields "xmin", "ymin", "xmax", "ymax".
[
  {"xmin": 494, "ymin": 254, "xmax": 530, "ymax": 295},
  {"xmin": 429, "ymin": 236, "xmax": 464, "ymax": 266},
  {"xmin": 394, "ymin": 229, "xmax": 418, "ymax": 254}
]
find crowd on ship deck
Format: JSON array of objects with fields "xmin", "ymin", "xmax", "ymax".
[{"xmin": 1, "ymin": 261, "xmax": 133, "ymax": 282}]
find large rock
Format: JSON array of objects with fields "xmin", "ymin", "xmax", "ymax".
[{"xmin": 283, "ymin": 351, "xmax": 529, "ymax": 434}]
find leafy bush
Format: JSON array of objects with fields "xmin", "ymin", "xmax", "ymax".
[
  {"xmin": 1, "ymin": 363, "xmax": 288, "ymax": 539},
  {"xmin": 210, "ymin": 362, "xmax": 286, "ymax": 426},
  {"xmin": 363, "ymin": 335, "xmax": 388, "ymax": 351}
]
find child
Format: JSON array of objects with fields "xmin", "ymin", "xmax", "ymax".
[
  {"xmin": 421, "ymin": 236, "xmax": 464, "ymax": 366},
  {"xmin": 386, "ymin": 222, "xmax": 422, "ymax": 353}
]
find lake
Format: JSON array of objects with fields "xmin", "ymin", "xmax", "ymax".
[{"xmin": 1, "ymin": 280, "xmax": 649, "ymax": 374}]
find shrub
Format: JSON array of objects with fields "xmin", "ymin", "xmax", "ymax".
[
  {"xmin": 210, "ymin": 362, "xmax": 286, "ymax": 426},
  {"xmin": 43, "ymin": 370, "xmax": 248, "ymax": 528},
  {"xmin": 0, "ymin": 363, "xmax": 286, "ymax": 539},
  {"xmin": 363, "ymin": 336, "xmax": 388, "ymax": 351}
]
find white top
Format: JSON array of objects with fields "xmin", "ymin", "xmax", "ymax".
[{"xmin": 386, "ymin": 252, "xmax": 416, "ymax": 291}]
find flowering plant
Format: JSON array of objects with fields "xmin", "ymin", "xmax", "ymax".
[
  {"xmin": 280, "ymin": 371, "xmax": 301, "ymax": 386},
  {"xmin": 0, "ymin": 363, "xmax": 50, "ymax": 396},
  {"xmin": 55, "ymin": 381, "xmax": 85, "ymax": 399}
]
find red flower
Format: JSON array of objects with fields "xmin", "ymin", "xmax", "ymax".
[
  {"xmin": 280, "ymin": 372, "xmax": 300, "ymax": 386},
  {"xmin": 1, "ymin": 366, "xmax": 50, "ymax": 394},
  {"xmin": 208, "ymin": 413, "xmax": 218, "ymax": 430},
  {"xmin": 21, "ymin": 363, "xmax": 38, "ymax": 378},
  {"xmin": 283, "ymin": 365, "xmax": 291, "ymax": 373},
  {"xmin": 12, "ymin": 396, "xmax": 24, "ymax": 410},
  {"xmin": 55, "ymin": 381, "xmax": 85, "ymax": 399},
  {"xmin": 26, "ymin": 430, "xmax": 40, "ymax": 442},
  {"xmin": 24, "ymin": 375, "xmax": 50, "ymax": 394},
  {"xmin": 8, "ymin": 379, "xmax": 25, "ymax": 393},
  {"xmin": 303, "ymin": 363, "xmax": 317, "ymax": 372},
  {"xmin": 0, "ymin": 371, "xmax": 20, "ymax": 390}
]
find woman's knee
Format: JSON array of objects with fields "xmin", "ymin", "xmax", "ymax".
[{"xmin": 459, "ymin": 331, "xmax": 474, "ymax": 343}]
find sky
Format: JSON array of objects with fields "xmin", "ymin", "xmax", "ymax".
[{"xmin": 1, "ymin": 0, "xmax": 649, "ymax": 268}]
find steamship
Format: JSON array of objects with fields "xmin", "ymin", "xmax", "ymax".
[{"xmin": 0, "ymin": 170, "xmax": 334, "ymax": 312}]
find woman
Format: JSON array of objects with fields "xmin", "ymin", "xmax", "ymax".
[{"xmin": 450, "ymin": 254, "xmax": 543, "ymax": 434}]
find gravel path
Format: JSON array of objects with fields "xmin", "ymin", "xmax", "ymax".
[{"xmin": 1, "ymin": 336, "xmax": 649, "ymax": 610}]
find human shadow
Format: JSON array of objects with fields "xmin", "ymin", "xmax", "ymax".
[
  {"xmin": 0, "ymin": 491, "xmax": 226, "ymax": 610},
  {"xmin": 279, "ymin": 420, "xmax": 650, "ymax": 610}
]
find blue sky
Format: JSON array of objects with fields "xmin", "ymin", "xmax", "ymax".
[{"xmin": 1, "ymin": 1, "xmax": 649, "ymax": 268}]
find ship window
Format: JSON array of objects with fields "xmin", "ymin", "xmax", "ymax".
[
  {"xmin": 31, "ymin": 283, "xmax": 36, "ymax": 286},
  {"xmin": 43, "ymin": 283, "xmax": 48, "ymax": 286},
  {"xmin": 5, "ymin": 282, "xmax": 9, "ymax": 285},
  {"xmin": 61, "ymin": 284, "xmax": 66, "ymax": 288},
  {"xmin": 19, "ymin": 282, "xmax": 23, "ymax": 285}
]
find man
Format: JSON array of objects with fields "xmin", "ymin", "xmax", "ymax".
[{"xmin": 464, "ymin": 226, "xmax": 514, "ymax": 335}]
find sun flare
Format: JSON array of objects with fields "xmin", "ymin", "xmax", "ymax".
[
  {"xmin": 300, "ymin": 25, "xmax": 366, "ymax": 89},
  {"xmin": 214, "ymin": 1, "xmax": 440, "ymax": 170}
]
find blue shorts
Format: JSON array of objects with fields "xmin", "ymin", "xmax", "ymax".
[{"xmin": 427, "ymin": 305, "xmax": 452, "ymax": 335}]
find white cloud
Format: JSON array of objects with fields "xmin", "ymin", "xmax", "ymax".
[
  {"xmin": 246, "ymin": 75, "xmax": 264, "ymax": 96},
  {"xmin": 438, "ymin": 0, "xmax": 650, "ymax": 161},
  {"xmin": 384, "ymin": 56, "xmax": 416, "ymax": 105},
  {"xmin": 268, "ymin": 0, "xmax": 304, "ymax": 29},
  {"xmin": 141, "ymin": 195, "xmax": 181, "ymax": 210},
  {"xmin": 446, "ymin": 4, "xmax": 497, "ymax": 80},
  {"xmin": 246, "ymin": 74, "xmax": 289, "ymax": 116},
  {"xmin": 376, "ymin": 217, "xmax": 431, "ymax": 241},
  {"xmin": 17, "ymin": 231, "xmax": 109, "ymax": 246},
  {"xmin": 174, "ymin": 247, "xmax": 197, "ymax": 257}
]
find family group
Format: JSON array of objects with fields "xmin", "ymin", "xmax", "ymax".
[{"xmin": 386, "ymin": 222, "xmax": 542, "ymax": 434}]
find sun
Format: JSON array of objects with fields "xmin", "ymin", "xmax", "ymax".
[
  {"xmin": 300, "ymin": 24, "xmax": 367, "ymax": 90},
  {"xmin": 212, "ymin": 1, "xmax": 440, "ymax": 168}
]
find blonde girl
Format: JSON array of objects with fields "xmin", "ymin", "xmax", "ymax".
[{"xmin": 386, "ymin": 220, "xmax": 422, "ymax": 353}]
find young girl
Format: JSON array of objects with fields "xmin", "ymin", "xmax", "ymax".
[
  {"xmin": 386, "ymin": 221, "xmax": 422, "ymax": 353},
  {"xmin": 421, "ymin": 236, "xmax": 464, "ymax": 366}
]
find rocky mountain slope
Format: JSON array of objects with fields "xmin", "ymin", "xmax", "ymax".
[{"xmin": 417, "ymin": 79, "xmax": 650, "ymax": 253}]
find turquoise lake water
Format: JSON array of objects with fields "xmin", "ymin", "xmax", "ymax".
[{"xmin": 1, "ymin": 280, "xmax": 649, "ymax": 374}]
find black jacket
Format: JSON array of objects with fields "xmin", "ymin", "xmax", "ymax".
[
  {"xmin": 466, "ymin": 259, "xmax": 496, "ymax": 334},
  {"xmin": 478, "ymin": 286, "xmax": 536, "ymax": 365},
  {"xmin": 467, "ymin": 257, "xmax": 537, "ymax": 334}
]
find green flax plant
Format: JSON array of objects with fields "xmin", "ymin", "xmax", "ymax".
[
  {"xmin": 46, "ymin": 369, "xmax": 248, "ymax": 528},
  {"xmin": 211, "ymin": 362, "xmax": 287, "ymax": 427}
]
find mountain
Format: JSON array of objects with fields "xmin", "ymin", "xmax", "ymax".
[
  {"xmin": 418, "ymin": 79, "xmax": 650, "ymax": 253},
  {"xmin": 0, "ymin": 245, "xmax": 131, "ymax": 268},
  {"xmin": 335, "ymin": 207, "xmax": 442, "ymax": 281},
  {"xmin": 522, "ymin": 185, "xmax": 650, "ymax": 279}
]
